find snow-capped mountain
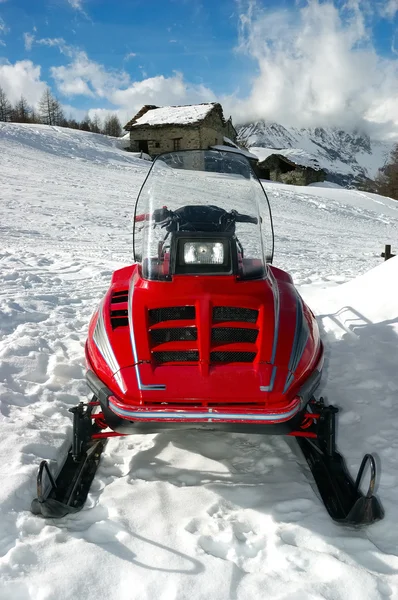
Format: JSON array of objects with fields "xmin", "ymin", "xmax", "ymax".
[{"xmin": 237, "ymin": 121, "xmax": 394, "ymax": 187}]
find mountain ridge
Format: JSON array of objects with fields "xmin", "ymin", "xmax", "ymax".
[{"xmin": 237, "ymin": 121, "xmax": 394, "ymax": 187}]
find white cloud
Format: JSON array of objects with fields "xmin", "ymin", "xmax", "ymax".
[
  {"xmin": 0, "ymin": 16, "xmax": 9, "ymax": 37},
  {"xmin": 111, "ymin": 72, "xmax": 215, "ymax": 117},
  {"xmin": 23, "ymin": 32, "xmax": 35, "ymax": 51},
  {"xmin": 0, "ymin": 60, "xmax": 47, "ymax": 104},
  {"xmin": 51, "ymin": 51, "xmax": 130, "ymax": 98},
  {"xmin": 22, "ymin": 34, "xmax": 73, "ymax": 56},
  {"xmin": 68, "ymin": 0, "xmax": 84, "ymax": 10},
  {"xmin": 382, "ymin": 0, "xmax": 398, "ymax": 19},
  {"xmin": 124, "ymin": 52, "xmax": 137, "ymax": 61},
  {"xmin": 229, "ymin": 0, "xmax": 398, "ymax": 135}
]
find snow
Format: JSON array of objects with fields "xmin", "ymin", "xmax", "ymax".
[
  {"xmin": 223, "ymin": 136, "xmax": 239, "ymax": 148},
  {"xmin": 131, "ymin": 103, "xmax": 216, "ymax": 127},
  {"xmin": 1, "ymin": 122, "xmax": 398, "ymax": 600}
]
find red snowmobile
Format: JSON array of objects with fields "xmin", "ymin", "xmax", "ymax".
[{"xmin": 32, "ymin": 149, "xmax": 383, "ymax": 524}]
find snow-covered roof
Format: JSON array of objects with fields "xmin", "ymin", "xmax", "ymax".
[
  {"xmin": 211, "ymin": 144, "xmax": 258, "ymax": 160},
  {"xmin": 251, "ymin": 147, "xmax": 323, "ymax": 170},
  {"xmin": 223, "ymin": 136, "xmax": 239, "ymax": 148},
  {"xmin": 125, "ymin": 103, "xmax": 219, "ymax": 129}
]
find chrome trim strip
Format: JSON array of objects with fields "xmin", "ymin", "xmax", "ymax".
[
  {"xmin": 283, "ymin": 372, "xmax": 295, "ymax": 394},
  {"xmin": 128, "ymin": 277, "xmax": 166, "ymax": 391},
  {"xmin": 284, "ymin": 294, "xmax": 309, "ymax": 393},
  {"xmin": 269, "ymin": 270, "xmax": 280, "ymax": 365},
  {"xmin": 109, "ymin": 400, "xmax": 301, "ymax": 422},
  {"xmin": 260, "ymin": 365, "xmax": 277, "ymax": 392},
  {"xmin": 93, "ymin": 305, "xmax": 127, "ymax": 394}
]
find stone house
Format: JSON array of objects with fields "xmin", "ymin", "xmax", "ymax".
[
  {"xmin": 255, "ymin": 149, "xmax": 326, "ymax": 185},
  {"xmin": 123, "ymin": 103, "xmax": 237, "ymax": 156}
]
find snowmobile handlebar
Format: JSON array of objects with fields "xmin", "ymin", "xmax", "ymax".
[{"xmin": 134, "ymin": 206, "xmax": 258, "ymax": 227}]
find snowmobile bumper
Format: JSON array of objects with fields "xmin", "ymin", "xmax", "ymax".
[{"xmin": 86, "ymin": 369, "xmax": 306, "ymax": 435}]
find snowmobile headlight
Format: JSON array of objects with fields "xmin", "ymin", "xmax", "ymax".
[
  {"xmin": 183, "ymin": 241, "xmax": 224, "ymax": 265},
  {"xmin": 171, "ymin": 233, "xmax": 236, "ymax": 276}
]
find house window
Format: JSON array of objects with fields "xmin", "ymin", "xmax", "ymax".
[
  {"xmin": 155, "ymin": 142, "xmax": 160, "ymax": 148},
  {"xmin": 215, "ymin": 138, "xmax": 218, "ymax": 144},
  {"xmin": 173, "ymin": 138, "xmax": 182, "ymax": 151}
]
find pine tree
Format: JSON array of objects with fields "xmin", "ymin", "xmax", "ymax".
[
  {"xmin": 374, "ymin": 145, "xmax": 398, "ymax": 200},
  {"xmin": 38, "ymin": 88, "xmax": 65, "ymax": 126},
  {"xmin": 11, "ymin": 96, "xmax": 32, "ymax": 123},
  {"xmin": 79, "ymin": 115, "xmax": 91, "ymax": 131},
  {"xmin": 0, "ymin": 86, "xmax": 12, "ymax": 122},
  {"xmin": 67, "ymin": 118, "xmax": 80, "ymax": 130},
  {"xmin": 102, "ymin": 114, "xmax": 122, "ymax": 137}
]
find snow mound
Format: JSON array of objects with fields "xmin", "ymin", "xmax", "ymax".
[
  {"xmin": 316, "ymin": 255, "xmax": 398, "ymax": 323},
  {"xmin": 0, "ymin": 122, "xmax": 144, "ymax": 166},
  {"xmin": 308, "ymin": 181, "xmax": 343, "ymax": 189}
]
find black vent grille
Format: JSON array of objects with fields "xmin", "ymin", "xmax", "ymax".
[
  {"xmin": 153, "ymin": 351, "xmax": 199, "ymax": 363},
  {"xmin": 110, "ymin": 291, "xmax": 129, "ymax": 328},
  {"xmin": 210, "ymin": 351, "xmax": 256, "ymax": 363},
  {"xmin": 111, "ymin": 290, "xmax": 128, "ymax": 304},
  {"xmin": 150, "ymin": 327, "xmax": 197, "ymax": 344},
  {"xmin": 212, "ymin": 327, "xmax": 258, "ymax": 343},
  {"xmin": 149, "ymin": 306, "xmax": 195, "ymax": 325},
  {"xmin": 110, "ymin": 309, "xmax": 129, "ymax": 329},
  {"xmin": 213, "ymin": 307, "xmax": 258, "ymax": 323}
]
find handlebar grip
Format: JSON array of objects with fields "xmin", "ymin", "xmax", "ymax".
[
  {"xmin": 235, "ymin": 214, "xmax": 258, "ymax": 225},
  {"xmin": 135, "ymin": 207, "xmax": 171, "ymax": 223}
]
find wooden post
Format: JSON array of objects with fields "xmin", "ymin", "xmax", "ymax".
[{"xmin": 381, "ymin": 244, "xmax": 396, "ymax": 261}]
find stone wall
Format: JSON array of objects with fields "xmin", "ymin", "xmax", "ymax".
[
  {"xmin": 130, "ymin": 125, "xmax": 201, "ymax": 156},
  {"xmin": 224, "ymin": 119, "xmax": 237, "ymax": 142},
  {"xmin": 199, "ymin": 126, "xmax": 224, "ymax": 148},
  {"xmin": 261, "ymin": 156, "xmax": 325, "ymax": 186}
]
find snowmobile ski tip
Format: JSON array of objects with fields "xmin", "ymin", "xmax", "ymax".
[
  {"xmin": 31, "ymin": 439, "xmax": 106, "ymax": 518},
  {"xmin": 297, "ymin": 406, "xmax": 383, "ymax": 525}
]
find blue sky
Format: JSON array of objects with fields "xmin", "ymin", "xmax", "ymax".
[{"xmin": 0, "ymin": 0, "xmax": 397, "ymax": 134}]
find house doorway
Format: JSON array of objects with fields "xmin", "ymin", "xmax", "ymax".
[{"xmin": 138, "ymin": 140, "xmax": 149, "ymax": 153}]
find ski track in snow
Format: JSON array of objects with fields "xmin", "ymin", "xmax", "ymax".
[{"xmin": 0, "ymin": 123, "xmax": 398, "ymax": 600}]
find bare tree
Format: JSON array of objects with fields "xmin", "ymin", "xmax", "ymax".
[
  {"xmin": 0, "ymin": 86, "xmax": 12, "ymax": 122},
  {"xmin": 102, "ymin": 114, "xmax": 122, "ymax": 137},
  {"xmin": 11, "ymin": 96, "xmax": 32, "ymax": 123},
  {"xmin": 90, "ymin": 113, "xmax": 101, "ymax": 133},
  {"xmin": 38, "ymin": 88, "xmax": 65, "ymax": 126}
]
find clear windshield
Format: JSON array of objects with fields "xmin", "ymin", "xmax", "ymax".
[{"xmin": 133, "ymin": 149, "xmax": 274, "ymax": 281}]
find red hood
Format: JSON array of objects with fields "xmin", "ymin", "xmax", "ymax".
[{"xmin": 86, "ymin": 264, "xmax": 321, "ymax": 406}]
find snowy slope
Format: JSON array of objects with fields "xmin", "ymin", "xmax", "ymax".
[
  {"xmin": 1, "ymin": 123, "xmax": 398, "ymax": 600},
  {"xmin": 238, "ymin": 121, "xmax": 393, "ymax": 186}
]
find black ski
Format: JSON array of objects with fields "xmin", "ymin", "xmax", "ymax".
[
  {"xmin": 31, "ymin": 439, "xmax": 106, "ymax": 518},
  {"xmin": 297, "ymin": 404, "xmax": 384, "ymax": 525},
  {"xmin": 31, "ymin": 402, "xmax": 107, "ymax": 518}
]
